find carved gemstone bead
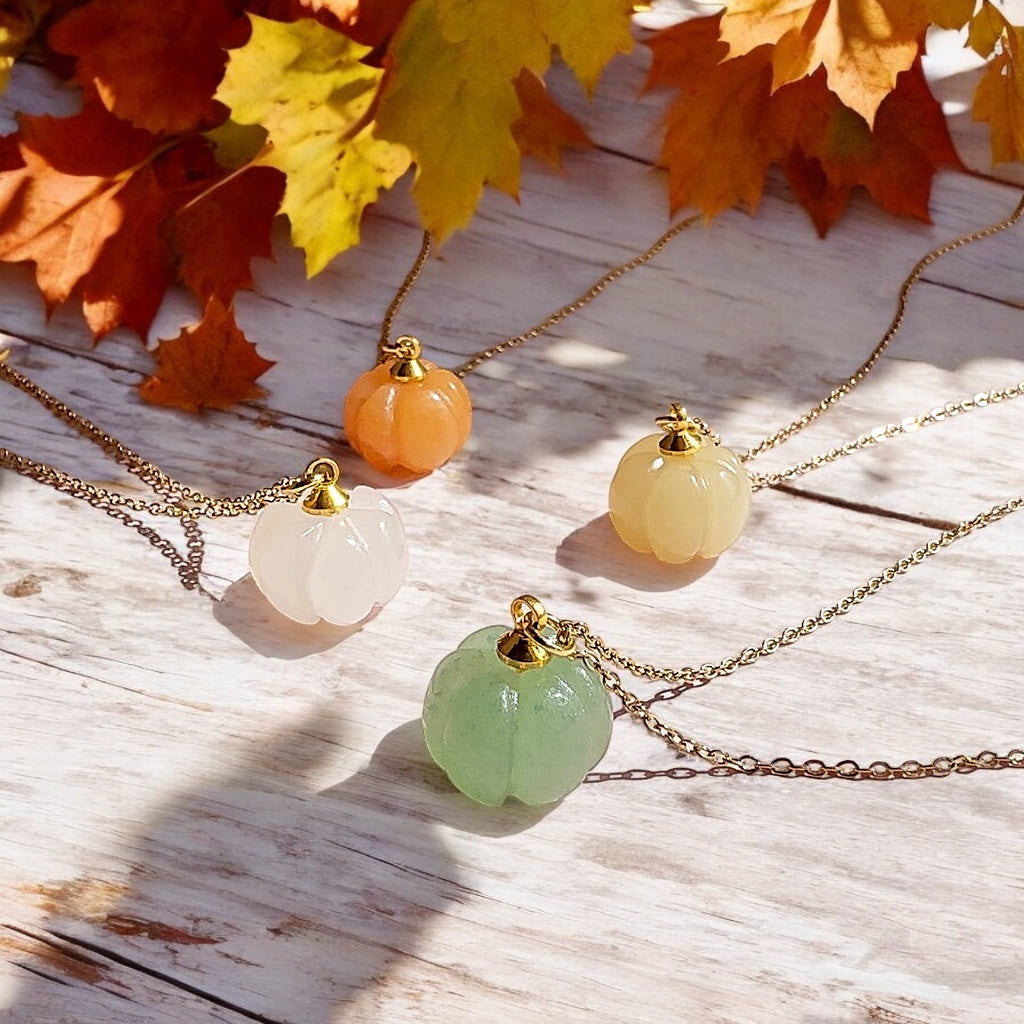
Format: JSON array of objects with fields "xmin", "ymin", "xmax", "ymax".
[
  {"xmin": 422, "ymin": 625, "xmax": 613, "ymax": 806},
  {"xmin": 248, "ymin": 486, "xmax": 407, "ymax": 626},
  {"xmin": 609, "ymin": 433, "xmax": 751, "ymax": 563},
  {"xmin": 343, "ymin": 356, "xmax": 472, "ymax": 476}
]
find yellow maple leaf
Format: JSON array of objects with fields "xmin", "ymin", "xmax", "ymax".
[
  {"xmin": 0, "ymin": 0, "xmax": 49, "ymax": 93},
  {"xmin": 216, "ymin": 15, "xmax": 411, "ymax": 276},
  {"xmin": 719, "ymin": 0, "xmax": 936, "ymax": 127},
  {"xmin": 973, "ymin": 16, "xmax": 1024, "ymax": 165},
  {"xmin": 375, "ymin": 0, "xmax": 633, "ymax": 241}
]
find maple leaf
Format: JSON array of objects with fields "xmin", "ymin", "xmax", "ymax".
[
  {"xmin": 168, "ymin": 165, "xmax": 285, "ymax": 302},
  {"xmin": 777, "ymin": 61, "xmax": 962, "ymax": 234},
  {"xmin": 0, "ymin": 100, "xmax": 283, "ymax": 339},
  {"xmin": 0, "ymin": 102, "xmax": 180, "ymax": 336},
  {"xmin": 718, "ymin": 0, "xmax": 935, "ymax": 126},
  {"xmin": 971, "ymin": 5, "xmax": 1024, "ymax": 165},
  {"xmin": 512, "ymin": 69, "xmax": 593, "ymax": 169},
  {"xmin": 374, "ymin": 0, "xmax": 634, "ymax": 240},
  {"xmin": 139, "ymin": 298, "xmax": 274, "ymax": 413},
  {"xmin": 217, "ymin": 14, "xmax": 410, "ymax": 276},
  {"xmin": 646, "ymin": 15, "xmax": 960, "ymax": 234},
  {"xmin": 646, "ymin": 15, "xmax": 778, "ymax": 218},
  {"xmin": 47, "ymin": 0, "xmax": 247, "ymax": 134},
  {"xmin": 0, "ymin": 0, "xmax": 50, "ymax": 93}
]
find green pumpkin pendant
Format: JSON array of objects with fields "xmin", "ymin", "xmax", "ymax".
[{"xmin": 422, "ymin": 597, "xmax": 613, "ymax": 806}]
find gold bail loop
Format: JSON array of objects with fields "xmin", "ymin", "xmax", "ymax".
[
  {"xmin": 301, "ymin": 457, "xmax": 350, "ymax": 516},
  {"xmin": 656, "ymin": 402, "xmax": 704, "ymax": 456},
  {"xmin": 496, "ymin": 595, "xmax": 575, "ymax": 670},
  {"xmin": 386, "ymin": 335, "xmax": 427, "ymax": 382}
]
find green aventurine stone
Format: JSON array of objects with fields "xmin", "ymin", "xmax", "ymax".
[{"xmin": 422, "ymin": 625, "xmax": 613, "ymax": 806}]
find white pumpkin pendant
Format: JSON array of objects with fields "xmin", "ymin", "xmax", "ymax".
[
  {"xmin": 609, "ymin": 404, "xmax": 751, "ymax": 564},
  {"xmin": 249, "ymin": 458, "xmax": 407, "ymax": 626}
]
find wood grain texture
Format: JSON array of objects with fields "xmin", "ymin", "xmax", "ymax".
[{"xmin": 2, "ymin": 23, "xmax": 1024, "ymax": 1024}]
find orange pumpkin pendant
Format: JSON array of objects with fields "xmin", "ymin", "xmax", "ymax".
[{"xmin": 343, "ymin": 335, "xmax": 473, "ymax": 476}]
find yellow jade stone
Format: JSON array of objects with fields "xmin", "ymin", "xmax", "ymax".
[{"xmin": 609, "ymin": 433, "xmax": 751, "ymax": 563}]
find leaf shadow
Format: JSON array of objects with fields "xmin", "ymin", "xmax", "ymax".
[
  {"xmin": 4, "ymin": 711, "xmax": 469, "ymax": 1023},
  {"xmin": 213, "ymin": 573, "xmax": 367, "ymax": 658}
]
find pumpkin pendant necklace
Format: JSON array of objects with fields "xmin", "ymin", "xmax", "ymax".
[
  {"xmin": 606, "ymin": 195, "xmax": 1024, "ymax": 564},
  {"xmin": 342, "ymin": 216, "xmax": 703, "ymax": 476},
  {"xmin": 0, "ymin": 353, "xmax": 408, "ymax": 626},
  {"xmin": 426, "ymin": 489, "xmax": 1024, "ymax": 806}
]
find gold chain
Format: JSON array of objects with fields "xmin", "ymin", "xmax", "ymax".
[
  {"xmin": 377, "ymin": 214, "xmax": 703, "ymax": 374},
  {"xmin": 535, "ymin": 496, "xmax": 1023, "ymax": 781},
  {"xmin": 0, "ymin": 354, "xmax": 304, "ymax": 520},
  {"xmin": 380, "ymin": 196, "xmax": 1024, "ymax": 480}
]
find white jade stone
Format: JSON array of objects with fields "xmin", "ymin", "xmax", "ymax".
[
  {"xmin": 248, "ymin": 486, "xmax": 408, "ymax": 626},
  {"xmin": 609, "ymin": 434, "xmax": 751, "ymax": 563}
]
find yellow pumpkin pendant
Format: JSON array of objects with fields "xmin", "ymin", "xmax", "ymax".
[
  {"xmin": 343, "ymin": 336, "xmax": 472, "ymax": 476},
  {"xmin": 609, "ymin": 404, "xmax": 751, "ymax": 564}
]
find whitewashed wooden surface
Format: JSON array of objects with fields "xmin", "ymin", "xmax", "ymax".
[{"xmin": 3, "ymin": 19, "xmax": 1024, "ymax": 1024}]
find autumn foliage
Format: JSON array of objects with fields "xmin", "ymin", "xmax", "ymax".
[{"xmin": 0, "ymin": 0, "xmax": 1019, "ymax": 411}]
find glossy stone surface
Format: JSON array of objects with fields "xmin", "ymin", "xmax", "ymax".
[
  {"xmin": 609, "ymin": 433, "xmax": 751, "ymax": 563},
  {"xmin": 343, "ymin": 359, "xmax": 472, "ymax": 475},
  {"xmin": 248, "ymin": 486, "xmax": 407, "ymax": 625},
  {"xmin": 423, "ymin": 626, "xmax": 613, "ymax": 806}
]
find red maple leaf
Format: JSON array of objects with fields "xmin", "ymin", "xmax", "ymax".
[
  {"xmin": 139, "ymin": 298, "xmax": 275, "ymax": 413},
  {"xmin": 47, "ymin": 0, "xmax": 249, "ymax": 134}
]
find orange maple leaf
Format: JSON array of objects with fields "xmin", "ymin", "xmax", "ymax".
[
  {"xmin": 646, "ymin": 16, "xmax": 778, "ymax": 218},
  {"xmin": 0, "ymin": 103, "xmax": 184, "ymax": 336},
  {"xmin": 718, "ymin": 0, "xmax": 933, "ymax": 126},
  {"xmin": 48, "ymin": 0, "xmax": 248, "ymax": 134},
  {"xmin": 0, "ymin": 102, "xmax": 284, "ymax": 338},
  {"xmin": 646, "ymin": 16, "xmax": 960, "ymax": 234},
  {"xmin": 139, "ymin": 299, "xmax": 275, "ymax": 413},
  {"xmin": 512, "ymin": 69, "xmax": 593, "ymax": 169}
]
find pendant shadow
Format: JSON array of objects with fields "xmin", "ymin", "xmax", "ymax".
[
  {"xmin": 212, "ymin": 574, "xmax": 367, "ymax": 658},
  {"xmin": 358, "ymin": 720, "xmax": 559, "ymax": 839},
  {"xmin": 556, "ymin": 514, "xmax": 719, "ymax": 592}
]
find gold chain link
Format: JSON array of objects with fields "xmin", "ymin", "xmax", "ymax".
[
  {"xmin": 551, "ymin": 497, "xmax": 1023, "ymax": 781},
  {"xmin": 0, "ymin": 357, "xmax": 304, "ymax": 520},
  {"xmin": 380, "ymin": 196, "xmax": 1024, "ymax": 481}
]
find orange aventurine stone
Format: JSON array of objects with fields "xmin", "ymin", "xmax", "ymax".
[{"xmin": 343, "ymin": 352, "xmax": 472, "ymax": 476}]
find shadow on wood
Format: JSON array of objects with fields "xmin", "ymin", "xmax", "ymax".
[{"xmin": 3, "ymin": 712, "xmax": 467, "ymax": 1023}]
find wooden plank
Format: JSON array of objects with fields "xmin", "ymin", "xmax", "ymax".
[{"xmin": 2, "ymin": 26, "xmax": 1024, "ymax": 1024}]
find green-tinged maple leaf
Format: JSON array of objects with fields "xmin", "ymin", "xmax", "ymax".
[
  {"xmin": 216, "ymin": 14, "xmax": 410, "ymax": 276},
  {"xmin": 374, "ymin": 0, "xmax": 634, "ymax": 240},
  {"xmin": 139, "ymin": 298, "xmax": 274, "ymax": 413},
  {"xmin": 718, "ymin": 0, "xmax": 933, "ymax": 126},
  {"xmin": 973, "ymin": 19, "xmax": 1024, "ymax": 165},
  {"xmin": 48, "ymin": 0, "xmax": 247, "ymax": 134},
  {"xmin": 776, "ymin": 61, "xmax": 962, "ymax": 234},
  {"xmin": 512, "ymin": 68, "xmax": 592, "ymax": 169},
  {"xmin": 0, "ymin": 1, "xmax": 50, "ymax": 93}
]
